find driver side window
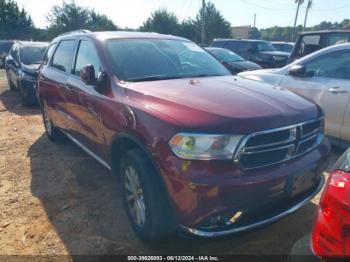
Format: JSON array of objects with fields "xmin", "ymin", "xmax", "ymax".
[
  {"xmin": 304, "ymin": 50, "xmax": 350, "ymax": 80},
  {"xmin": 74, "ymin": 40, "xmax": 102, "ymax": 78}
]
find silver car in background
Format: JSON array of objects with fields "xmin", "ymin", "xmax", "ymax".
[{"xmin": 240, "ymin": 43, "xmax": 350, "ymax": 146}]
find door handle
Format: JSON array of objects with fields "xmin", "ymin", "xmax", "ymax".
[{"xmin": 329, "ymin": 87, "xmax": 349, "ymax": 94}]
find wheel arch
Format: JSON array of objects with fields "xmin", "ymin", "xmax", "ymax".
[{"xmin": 110, "ymin": 132, "xmax": 177, "ymax": 221}]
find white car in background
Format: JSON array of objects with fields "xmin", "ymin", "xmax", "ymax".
[{"xmin": 240, "ymin": 43, "xmax": 350, "ymax": 146}]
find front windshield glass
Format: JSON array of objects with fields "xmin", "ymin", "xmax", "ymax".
[
  {"xmin": 255, "ymin": 41, "xmax": 277, "ymax": 52},
  {"xmin": 208, "ymin": 49, "xmax": 244, "ymax": 62},
  {"xmin": 105, "ymin": 39, "xmax": 230, "ymax": 82},
  {"xmin": 21, "ymin": 46, "xmax": 47, "ymax": 65}
]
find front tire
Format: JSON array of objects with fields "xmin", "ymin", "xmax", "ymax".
[
  {"xmin": 18, "ymin": 81, "xmax": 31, "ymax": 106},
  {"xmin": 120, "ymin": 149, "xmax": 175, "ymax": 242},
  {"xmin": 6, "ymin": 73, "xmax": 16, "ymax": 91},
  {"xmin": 42, "ymin": 101, "xmax": 65, "ymax": 142}
]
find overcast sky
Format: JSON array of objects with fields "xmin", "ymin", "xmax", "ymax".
[{"xmin": 15, "ymin": 0, "xmax": 350, "ymax": 29}]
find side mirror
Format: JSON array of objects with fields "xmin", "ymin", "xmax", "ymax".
[
  {"xmin": 288, "ymin": 64, "xmax": 306, "ymax": 77},
  {"xmin": 80, "ymin": 64, "xmax": 96, "ymax": 85}
]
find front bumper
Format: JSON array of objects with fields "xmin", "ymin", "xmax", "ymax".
[
  {"xmin": 157, "ymin": 137, "xmax": 330, "ymax": 236},
  {"xmin": 180, "ymin": 176, "xmax": 324, "ymax": 237}
]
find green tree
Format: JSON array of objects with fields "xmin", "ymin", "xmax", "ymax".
[
  {"xmin": 248, "ymin": 27, "xmax": 261, "ymax": 39},
  {"xmin": 140, "ymin": 8, "xmax": 180, "ymax": 35},
  {"xmin": 179, "ymin": 19, "xmax": 197, "ymax": 41},
  {"xmin": 0, "ymin": 0, "xmax": 34, "ymax": 39},
  {"xmin": 46, "ymin": 0, "xmax": 118, "ymax": 38},
  {"xmin": 194, "ymin": 2, "xmax": 232, "ymax": 44}
]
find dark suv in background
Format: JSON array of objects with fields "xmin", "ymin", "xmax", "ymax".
[
  {"xmin": 5, "ymin": 41, "xmax": 48, "ymax": 105},
  {"xmin": 0, "ymin": 40, "xmax": 14, "ymax": 68},
  {"xmin": 289, "ymin": 30, "xmax": 350, "ymax": 63},
  {"xmin": 212, "ymin": 39, "xmax": 289, "ymax": 68},
  {"xmin": 38, "ymin": 30, "xmax": 330, "ymax": 241}
]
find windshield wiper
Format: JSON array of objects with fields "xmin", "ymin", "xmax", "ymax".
[
  {"xmin": 185, "ymin": 74, "xmax": 225, "ymax": 78},
  {"xmin": 127, "ymin": 75, "xmax": 182, "ymax": 82}
]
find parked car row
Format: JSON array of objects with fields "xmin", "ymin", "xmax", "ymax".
[
  {"xmin": 1, "ymin": 29, "xmax": 349, "ymax": 259},
  {"xmin": 5, "ymin": 41, "xmax": 48, "ymax": 105},
  {"xmin": 211, "ymin": 30, "xmax": 350, "ymax": 71},
  {"xmin": 211, "ymin": 38, "xmax": 290, "ymax": 68}
]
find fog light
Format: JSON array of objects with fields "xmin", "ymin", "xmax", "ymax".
[
  {"xmin": 210, "ymin": 215, "xmax": 222, "ymax": 225},
  {"xmin": 199, "ymin": 210, "xmax": 244, "ymax": 229}
]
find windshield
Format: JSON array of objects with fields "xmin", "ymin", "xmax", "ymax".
[
  {"xmin": 0, "ymin": 42, "xmax": 13, "ymax": 54},
  {"xmin": 105, "ymin": 39, "xmax": 230, "ymax": 82},
  {"xmin": 254, "ymin": 41, "xmax": 277, "ymax": 52},
  {"xmin": 21, "ymin": 46, "xmax": 47, "ymax": 65},
  {"xmin": 207, "ymin": 48, "xmax": 244, "ymax": 62}
]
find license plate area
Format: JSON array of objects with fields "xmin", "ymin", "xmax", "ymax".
[{"xmin": 287, "ymin": 170, "xmax": 317, "ymax": 198}]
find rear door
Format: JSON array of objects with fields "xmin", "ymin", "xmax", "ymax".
[
  {"xmin": 39, "ymin": 40, "xmax": 77, "ymax": 129},
  {"xmin": 280, "ymin": 50, "xmax": 350, "ymax": 139}
]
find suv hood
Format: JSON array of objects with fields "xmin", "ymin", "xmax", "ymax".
[
  {"xmin": 125, "ymin": 76, "xmax": 321, "ymax": 134},
  {"xmin": 260, "ymin": 51, "xmax": 290, "ymax": 57}
]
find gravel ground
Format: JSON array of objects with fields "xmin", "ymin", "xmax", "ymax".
[{"xmin": 0, "ymin": 70, "xmax": 345, "ymax": 260}]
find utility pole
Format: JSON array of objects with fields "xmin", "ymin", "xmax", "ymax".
[
  {"xmin": 253, "ymin": 13, "xmax": 256, "ymax": 28},
  {"xmin": 292, "ymin": 0, "xmax": 304, "ymax": 41},
  {"xmin": 304, "ymin": 0, "xmax": 312, "ymax": 29},
  {"xmin": 201, "ymin": 0, "xmax": 205, "ymax": 45}
]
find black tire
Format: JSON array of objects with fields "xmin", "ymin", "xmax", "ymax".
[
  {"xmin": 41, "ymin": 101, "xmax": 65, "ymax": 142},
  {"xmin": 17, "ymin": 81, "xmax": 31, "ymax": 106},
  {"xmin": 120, "ymin": 149, "xmax": 175, "ymax": 242},
  {"xmin": 6, "ymin": 73, "xmax": 16, "ymax": 91}
]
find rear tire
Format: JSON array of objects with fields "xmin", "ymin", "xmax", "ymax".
[
  {"xmin": 41, "ymin": 101, "xmax": 65, "ymax": 142},
  {"xmin": 120, "ymin": 149, "xmax": 175, "ymax": 242}
]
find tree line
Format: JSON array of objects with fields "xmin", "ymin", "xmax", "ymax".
[{"xmin": 1, "ymin": 0, "xmax": 350, "ymax": 44}]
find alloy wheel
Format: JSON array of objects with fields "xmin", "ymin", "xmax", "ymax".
[{"xmin": 124, "ymin": 165, "xmax": 146, "ymax": 227}]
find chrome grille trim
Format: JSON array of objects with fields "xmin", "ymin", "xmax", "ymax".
[{"xmin": 234, "ymin": 117, "xmax": 324, "ymax": 170}]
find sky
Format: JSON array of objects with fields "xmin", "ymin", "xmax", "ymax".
[{"xmin": 15, "ymin": 0, "xmax": 350, "ymax": 29}]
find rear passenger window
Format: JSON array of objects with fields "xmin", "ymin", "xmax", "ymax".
[
  {"xmin": 51, "ymin": 40, "xmax": 76, "ymax": 73},
  {"xmin": 43, "ymin": 43, "xmax": 57, "ymax": 65},
  {"xmin": 74, "ymin": 40, "xmax": 102, "ymax": 78}
]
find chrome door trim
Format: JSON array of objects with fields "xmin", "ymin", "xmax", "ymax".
[{"xmin": 61, "ymin": 130, "xmax": 111, "ymax": 171}]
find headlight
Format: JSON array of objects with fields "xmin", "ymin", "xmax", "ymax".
[{"xmin": 169, "ymin": 133, "xmax": 243, "ymax": 160}]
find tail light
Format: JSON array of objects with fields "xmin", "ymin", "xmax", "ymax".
[{"xmin": 312, "ymin": 170, "xmax": 350, "ymax": 258}]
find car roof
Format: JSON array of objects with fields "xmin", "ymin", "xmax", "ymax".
[
  {"xmin": 53, "ymin": 30, "xmax": 189, "ymax": 42},
  {"xmin": 205, "ymin": 47, "xmax": 228, "ymax": 51},
  {"xmin": 213, "ymin": 39, "xmax": 268, "ymax": 42},
  {"xmin": 272, "ymin": 41, "xmax": 294, "ymax": 45},
  {"xmin": 299, "ymin": 30, "xmax": 350, "ymax": 35},
  {"xmin": 15, "ymin": 41, "xmax": 49, "ymax": 47}
]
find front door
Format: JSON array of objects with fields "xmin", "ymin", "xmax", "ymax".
[
  {"xmin": 66, "ymin": 39, "xmax": 105, "ymax": 158},
  {"xmin": 280, "ymin": 49, "xmax": 350, "ymax": 139}
]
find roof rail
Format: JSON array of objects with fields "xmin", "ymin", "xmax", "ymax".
[{"xmin": 59, "ymin": 29, "xmax": 91, "ymax": 36}]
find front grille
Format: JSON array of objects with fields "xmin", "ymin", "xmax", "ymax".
[{"xmin": 235, "ymin": 118, "xmax": 324, "ymax": 170}]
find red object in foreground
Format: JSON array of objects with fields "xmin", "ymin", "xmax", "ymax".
[{"xmin": 312, "ymin": 169, "xmax": 350, "ymax": 258}]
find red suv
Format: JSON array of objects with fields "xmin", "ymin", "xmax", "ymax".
[{"xmin": 37, "ymin": 30, "xmax": 330, "ymax": 241}]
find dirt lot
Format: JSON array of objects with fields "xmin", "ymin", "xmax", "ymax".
[{"xmin": 0, "ymin": 69, "xmax": 345, "ymax": 259}]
